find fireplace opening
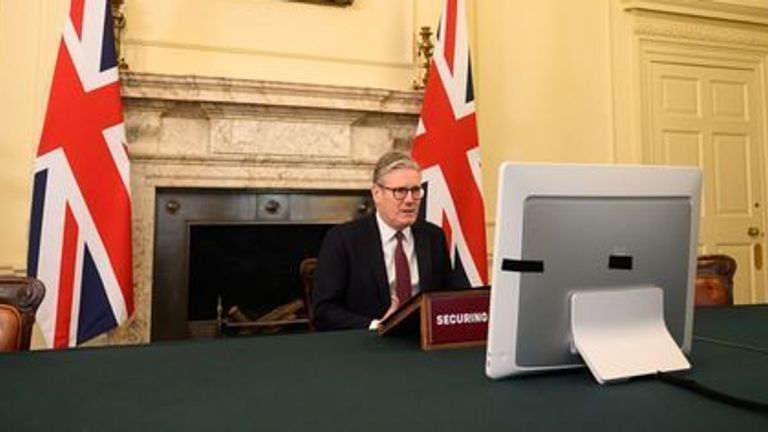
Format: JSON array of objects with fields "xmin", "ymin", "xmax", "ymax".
[
  {"xmin": 188, "ymin": 223, "xmax": 331, "ymax": 337},
  {"xmin": 152, "ymin": 188, "xmax": 372, "ymax": 341}
]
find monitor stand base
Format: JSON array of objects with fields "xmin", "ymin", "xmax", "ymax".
[{"xmin": 570, "ymin": 286, "xmax": 690, "ymax": 384}]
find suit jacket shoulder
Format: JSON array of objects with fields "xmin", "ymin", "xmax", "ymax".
[{"xmin": 313, "ymin": 214, "xmax": 388, "ymax": 330}]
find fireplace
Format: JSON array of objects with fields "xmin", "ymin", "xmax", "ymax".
[
  {"xmin": 118, "ymin": 72, "xmax": 421, "ymax": 344},
  {"xmin": 153, "ymin": 188, "xmax": 372, "ymax": 341}
]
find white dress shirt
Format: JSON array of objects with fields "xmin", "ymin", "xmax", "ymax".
[
  {"xmin": 369, "ymin": 213, "xmax": 420, "ymax": 330},
  {"xmin": 376, "ymin": 212, "xmax": 420, "ymax": 297}
]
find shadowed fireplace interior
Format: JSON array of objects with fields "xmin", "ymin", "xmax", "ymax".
[
  {"xmin": 188, "ymin": 224, "xmax": 330, "ymax": 335},
  {"xmin": 152, "ymin": 188, "xmax": 371, "ymax": 341}
]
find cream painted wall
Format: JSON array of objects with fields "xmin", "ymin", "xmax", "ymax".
[
  {"xmin": 6, "ymin": 0, "xmax": 762, "ymax": 273},
  {"xmin": 0, "ymin": 0, "xmax": 443, "ymax": 272},
  {"xmin": 108, "ymin": 0, "xmax": 618, "ymax": 255},
  {"xmin": 474, "ymin": 0, "xmax": 615, "ymax": 220},
  {"xmin": 122, "ymin": 0, "xmax": 441, "ymax": 89},
  {"xmin": 0, "ymin": 0, "xmax": 620, "ymax": 272},
  {"xmin": 0, "ymin": 0, "xmax": 68, "ymax": 273}
]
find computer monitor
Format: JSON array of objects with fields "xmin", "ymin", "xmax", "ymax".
[{"xmin": 485, "ymin": 163, "xmax": 702, "ymax": 383}]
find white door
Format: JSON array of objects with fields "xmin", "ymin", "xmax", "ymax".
[{"xmin": 648, "ymin": 61, "xmax": 766, "ymax": 304}]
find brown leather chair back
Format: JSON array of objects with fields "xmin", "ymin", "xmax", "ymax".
[
  {"xmin": 695, "ymin": 255, "xmax": 736, "ymax": 307},
  {"xmin": 299, "ymin": 258, "xmax": 318, "ymax": 330},
  {"xmin": 0, "ymin": 304, "xmax": 22, "ymax": 352},
  {"xmin": 0, "ymin": 277, "xmax": 46, "ymax": 350}
]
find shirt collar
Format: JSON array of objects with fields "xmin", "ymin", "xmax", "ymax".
[{"xmin": 375, "ymin": 212, "xmax": 413, "ymax": 244}]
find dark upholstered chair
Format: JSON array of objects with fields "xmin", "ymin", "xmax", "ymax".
[
  {"xmin": 695, "ymin": 255, "xmax": 736, "ymax": 307},
  {"xmin": 0, "ymin": 276, "xmax": 46, "ymax": 351},
  {"xmin": 299, "ymin": 257, "xmax": 318, "ymax": 331}
]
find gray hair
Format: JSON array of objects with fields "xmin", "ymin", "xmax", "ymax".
[{"xmin": 372, "ymin": 151, "xmax": 421, "ymax": 185}]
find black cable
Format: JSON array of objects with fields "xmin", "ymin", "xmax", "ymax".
[{"xmin": 657, "ymin": 372, "xmax": 768, "ymax": 414}]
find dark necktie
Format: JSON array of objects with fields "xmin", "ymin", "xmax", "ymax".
[{"xmin": 394, "ymin": 231, "xmax": 411, "ymax": 304}]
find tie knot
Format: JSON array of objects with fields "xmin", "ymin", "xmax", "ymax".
[{"xmin": 395, "ymin": 231, "xmax": 405, "ymax": 242}]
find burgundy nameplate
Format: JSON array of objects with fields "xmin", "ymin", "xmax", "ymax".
[
  {"xmin": 422, "ymin": 289, "xmax": 490, "ymax": 350},
  {"xmin": 421, "ymin": 289, "xmax": 490, "ymax": 349},
  {"xmin": 378, "ymin": 288, "xmax": 490, "ymax": 350}
]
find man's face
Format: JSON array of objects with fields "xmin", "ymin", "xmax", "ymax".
[{"xmin": 372, "ymin": 168, "xmax": 422, "ymax": 231}]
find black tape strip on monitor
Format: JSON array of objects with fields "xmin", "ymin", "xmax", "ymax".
[
  {"xmin": 608, "ymin": 255, "xmax": 633, "ymax": 270},
  {"xmin": 501, "ymin": 259, "xmax": 544, "ymax": 273}
]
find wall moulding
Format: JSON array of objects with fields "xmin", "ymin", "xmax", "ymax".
[
  {"xmin": 0, "ymin": 265, "xmax": 26, "ymax": 278},
  {"xmin": 630, "ymin": 13, "xmax": 768, "ymax": 48},
  {"xmin": 622, "ymin": 0, "xmax": 768, "ymax": 26}
]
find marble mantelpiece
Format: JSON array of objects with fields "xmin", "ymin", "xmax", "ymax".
[{"xmin": 111, "ymin": 71, "xmax": 422, "ymax": 344}]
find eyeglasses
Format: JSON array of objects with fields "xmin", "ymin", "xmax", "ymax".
[{"xmin": 377, "ymin": 184, "xmax": 424, "ymax": 200}]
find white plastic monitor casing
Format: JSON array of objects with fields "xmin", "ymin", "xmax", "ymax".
[{"xmin": 485, "ymin": 162, "xmax": 701, "ymax": 380}]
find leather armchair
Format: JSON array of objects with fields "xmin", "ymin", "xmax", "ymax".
[
  {"xmin": 0, "ymin": 304, "xmax": 22, "ymax": 351},
  {"xmin": 695, "ymin": 255, "xmax": 736, "ymax": 307},
  {"xmin": 0, "ymin": 276, "xmax": 45, "ymax": 351}
]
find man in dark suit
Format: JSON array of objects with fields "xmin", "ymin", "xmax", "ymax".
[{"xmin": 312, "ymin": 151, "xmax": 464, "ymax": 331}]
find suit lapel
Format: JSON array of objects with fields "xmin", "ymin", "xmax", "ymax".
[
  {"xmin": 413, "ymin": 221, "xmax": 433, "ymax": 291},
  {"xmin": 365, "ymin": 215, "xmax": 390, "ymax": 306}
]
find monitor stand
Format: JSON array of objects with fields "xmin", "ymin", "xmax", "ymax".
[{"xmin": 570, "ymin": 286, "xmax": 690, "ymax": 384}]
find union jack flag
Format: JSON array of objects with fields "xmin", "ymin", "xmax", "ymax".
[
  {"xmin": 413, "ymin": 0, "xmax": 488, "ymax": 287},
  {"xmin": 27, "ymin": 0, "xmax": 133, "ymax": 348}
]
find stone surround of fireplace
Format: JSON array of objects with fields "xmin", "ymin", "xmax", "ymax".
[{"xmin": 114, "ymin": 71, "xmax": 422, "ymax": 344}]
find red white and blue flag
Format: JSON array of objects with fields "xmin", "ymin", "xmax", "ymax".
[
  {"xmin": 413, "ymin": 0, "xmax": 488, "ymax": 287},
  {"xmin": 27, "ymin": 0, "xmax": 133, "ymax": 348}
]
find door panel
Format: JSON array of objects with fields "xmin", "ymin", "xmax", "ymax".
[
  {"xmin": 649, "ymin": 62, "xmax": 766, "ymax": 304},
  {"xmin": 713, "ymin": 133, "xmax": 750, "ymax": 214}
]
